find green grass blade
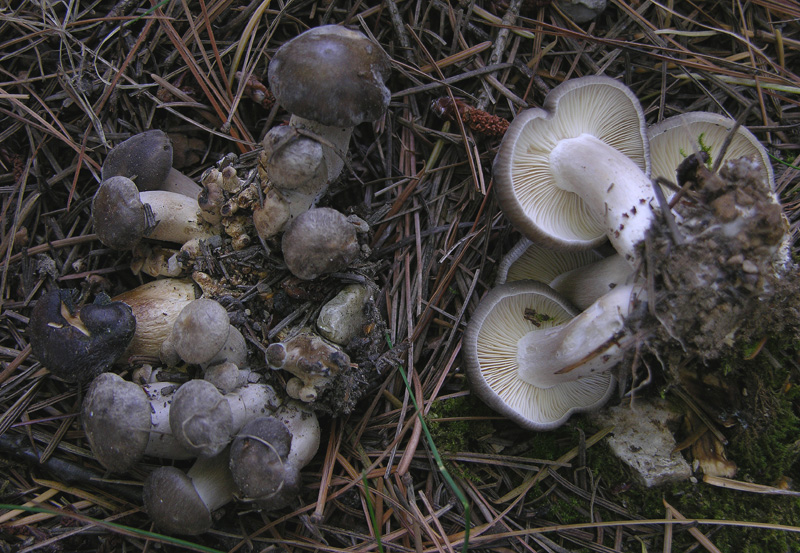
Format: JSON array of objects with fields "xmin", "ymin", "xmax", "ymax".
[
  {"xmin": 0, "ymin": 503, "xmax": 223, "ymax": 553},
  {"xmin": 394, "ymin": 361, "xmax": 471, "ymax": 552}
]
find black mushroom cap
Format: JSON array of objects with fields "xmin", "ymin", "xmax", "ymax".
[
  {"xmin": 281, "ymin": 207, "xmax": 359, "ymax": 280},
  {"xmin": 229, "ymin": 416, "xmax": 293, "ymax": 501},
  {"xmin": 268, "ymin": 25, "xmax": 391, "ymax": 127},
  {"xmin": 91, "ymin": 175, "xmax": 146, "ymax": 250},
  {"xmin": 143, "ymin": 466, "xmax": 213, "ymax": 535},
  {"xmin": 28, "ymin": 290, "xmax": 136, "ymax": 383},
  {"xmin": 101, "ymin": 130, "xmax": 173, "ymax": 191}
]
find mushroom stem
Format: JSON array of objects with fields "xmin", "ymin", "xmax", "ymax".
[
  {"xmin": 187, "ymin": 451, "xmax": 238, "ymax": 512},
  {"xmin": 165, "ymin": 167, "xmax": 203, "ymax": 199},
  {"xmin": 289, "ymin": 115, "xmax": 352, "ymax": 184},
  {"xmin": 550, "ymin": 134, "xmax": 655, "ymax": 265},
  {"xmin": 139, "ymin": 190, "xmax": 217, "ymax": 244},
  {"xmin": 517, "ymin": 283, "xmax": 644, "ymax": 388},
  {"xmin": 549, "ymin": 254, "xmax": 633, "ymax": 310}
]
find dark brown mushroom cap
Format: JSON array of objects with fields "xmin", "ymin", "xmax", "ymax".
[
  {"xmin": 82, "ymin": 372, "xmax": 151, "ymax": 472},
  {"xmin": 143, "ymin": 466, "xmax": 212, "ymax": 535},
  {"xmin": 28, "ymin": 290, "xmax": 136, "ymax": 383},
  {"xmin": 268, "ymin": 25, "xmax": 391, "ymax": 127},
  {"xmin": 229, "ymin": 416, "xmax": 292, "ymax": 500},
  {"xmin": 91, "ymin": 176, "xmax": 146, "ymax": 250},
  {"xmin": 281, "ymin": 207, "xmax": 359, "ymax": 280},
  {"xmin": 102, "ymin": 130, "xmax": 173, "ymax": 191}
]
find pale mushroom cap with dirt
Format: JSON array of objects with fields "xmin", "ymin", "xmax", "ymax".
[{"xmin": 648, "ymin": 111, "xmax": 774, "ymax": 189}]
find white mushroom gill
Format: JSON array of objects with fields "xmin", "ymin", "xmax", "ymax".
[
  {"xmin": 468, "ymin": 281, "xmax": 617, "ymax": 429},
  {"xmin": 648, "ymin": 112, "xmax": 774, "ymax": 190}
]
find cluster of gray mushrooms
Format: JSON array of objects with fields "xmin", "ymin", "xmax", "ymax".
[
  {"xmin": 463, "ymin": 75, "xmax": 791, "ymax": 430},
  {"xmin": 27, "ymin": 25, "xmax": 392, "ymax": 535}
]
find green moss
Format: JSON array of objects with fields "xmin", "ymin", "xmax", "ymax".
[{"xmin": 425, "ymin": 395, "xmax": 494, "ymax": 454}]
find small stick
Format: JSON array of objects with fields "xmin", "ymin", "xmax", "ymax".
[
  {"xmin": 712, "ymin": 102, "xmax": 755, "ymax": 174},
  {"xmin": 652, "ymin": 177, "xmax": 684, "ymax": 245}
]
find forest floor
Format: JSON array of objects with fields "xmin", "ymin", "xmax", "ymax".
[{"xmin": 0, "ymin": 1, "xmax": 799, "ymax": 552}]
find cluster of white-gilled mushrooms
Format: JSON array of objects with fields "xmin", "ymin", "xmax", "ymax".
[
  {"xmin": 25, "ymin": 23, "xmax": 393, "ymax": 535},
  {"xmin": 464, "ymin": 75, "xmax": 787, "ymax": 430}
]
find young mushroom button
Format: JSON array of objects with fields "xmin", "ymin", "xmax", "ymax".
[
  {"xmin": 493, "ymin": 76, "xmax": 654, "ymax": 265},
  {"xmin": 264, "ymin": 25, "xmax": 391, "ymax": 217},
  {"xmin": 281, "ymin": 207, "xmax": 359, "ymax": 280}
]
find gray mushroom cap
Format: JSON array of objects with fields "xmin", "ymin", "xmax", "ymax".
[
  {"xmin": 169, "ymin": 379, "xmax": 234, "ymax": 457},
  {"xmin": 281, "ymin": 207, "xmax": 359, "ymax": 280},
  {"xmin": 92, "ymin": 176, "xmax": 147, "ymax": 250},
  {"xmin": 102, "ymin": 130, "xmax": 172, "ymax": 192},
  {"xmin": 229, "ymin": 416, "xmax": 293, "ymax": 500},
  {"xmin": 171, "ymin": 298, "xmax": 231, "ymax": 365},
  {"xmin": 268, "ymin": 25, "xmax": 391, "ymax": 128},
  {"xmin": 143, "ymin": 467, "xmax": 213, "ymax": 535},
  {"xmin": 143, "ymin": 452, "xmax": 236, "ymax": 536},
  {"xmin": 102, "ymin": 130, "xmax": 202, "ymax": 197},
  {"xmin": 82, "ymin": 373, "xmax": 151, "ymax": 473}
]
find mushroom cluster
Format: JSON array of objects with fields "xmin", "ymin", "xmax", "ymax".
[
  {"xmin": 82, "ymin": 344, "xmax": 321, "ymax": 535},
  {"xmin": 465, "ymin": 75, "xmax": 788, "ymax": 430},
  {"xmin": 24, "ymin": 23, "xmax": 394, "ymax": 536}
]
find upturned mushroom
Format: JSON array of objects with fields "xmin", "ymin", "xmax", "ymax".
[
  {"xmin": 266, "ymin": 331, "xmax": 351, "ymax": 402},
  {"xmin": 463, "ymin": 280, "xmax": 645, "ymax": 429},
  {"xmin": 112, "ymin": 278, "xmax": 198, "ymax": 360},
  {"xmin": 143, "ymin": 450, "xmax": 236, "ymax": 535},
  {"xmin": 168, "ymin": 379, "xmax": 281, "ymax": 457},
  {"xmin": 102, "ymin": 130, "xmax": 202, "ymax": 198},
  {"xmin": 496, "ymin": 238, "xmax": 632, "ymax": 310},
  {"xmin": 92, "ymin": 175, "xmax": 217, "ymax": 250},
  {"xmin": 493, "ymin": 75, "xmax": 654, "ymax": 265},
  {"xmin": 28, "ymin": 290, "xmax": 136, "ymax": 382},
  {"xmin": 82, "ymin": 373, "xmax": 194, "ymax": 472},
  {"xmin": 262, "ymin": 25, "xmax": 391, "ymax": 220},
  {"xmin": 648, "ymin": 111, "xmax": 773, "ymax": 190}
]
